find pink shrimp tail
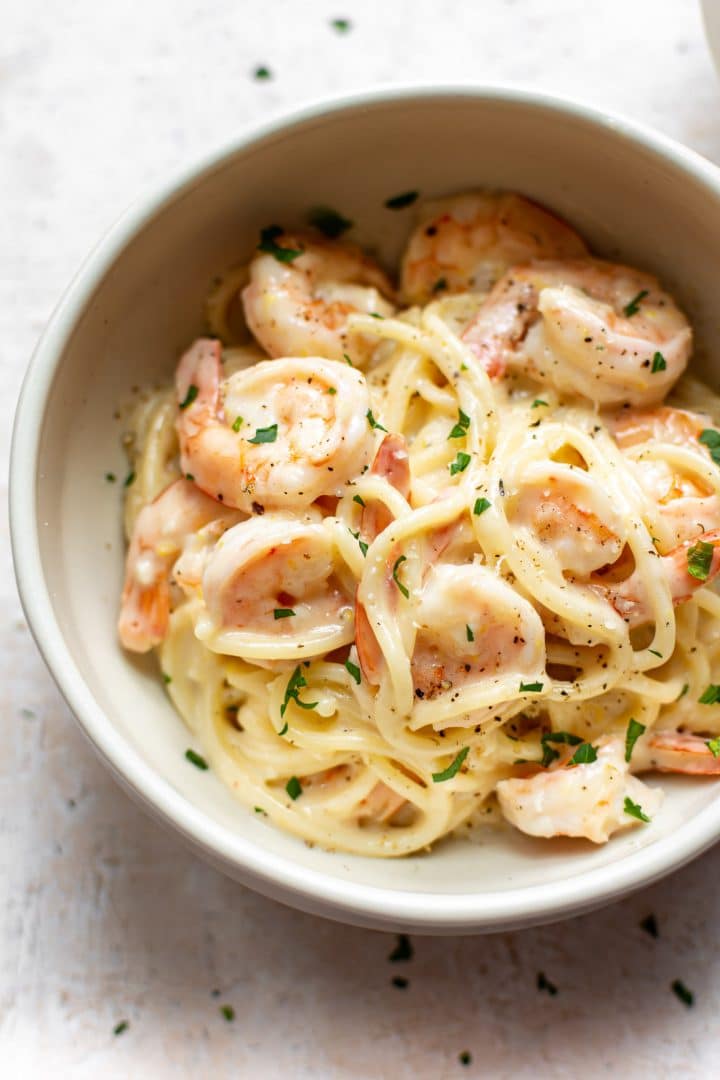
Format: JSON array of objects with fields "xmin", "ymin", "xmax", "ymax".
[{"xmin": 118, "ymin": 575, "xmax": 170, "ymax": 652}]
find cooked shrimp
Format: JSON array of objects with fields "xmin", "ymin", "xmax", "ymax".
[
  {"xmin": 175, "ymin": 339, "xmax": 375, "ymax": 512},
  {"xmin": 608, "ymin": 406, "xmax": 720, "ymax": 545},
  {"xmin": 118, "ymin": 478, "xmax": 239, "ymax": 652},
  {"xmin": 463, "ymin": 259, "xmax": 692, "ymax": 404},
  {"xmin": 596, "ymin": 529, "xmax": 720, "ymax": 627},
  {"xmin": 411, "ymin": 563, "xmax": 545, "ymax": 699},
  {"xmin": 512, "ymin": 465, "xmax": 626, "ymax": 575},
  {"xmin": 242, "ymin": 230, "xmax": 395, "ymax": 366},
  {"xmin": 496, "ymin": 736, "xmax": 663, "ymax": 842},
  {"xmin": 400, "ymin": 191, "xmax": 587, "ymax": 305},
  {"xmin": 198, "ymin": 513, "xmax": 354, "ymax": 659},
  {"xmin": 361, "ymin": 433, "xmax": 411, "ymax": 541},
  {"xmin": 632, "ymin": 730, "xmax": 720, "ymax": 775}
]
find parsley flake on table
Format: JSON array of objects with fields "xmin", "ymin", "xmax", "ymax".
[
  {"xmin": 113, "ymin": 1020, "xmax": 129, "ymax": 1036},
  {"xmin": 220, "ymin": 1004, "xmax": 235, "ymax": 1022},
  {"xmin": 537, "ymin": 972, "xmax": 558, "ymax": 995},
  {"xmin": 671, "ymin": 979, "xmax": 694, "ymax": 1007},
  {"xmin": 253, "ymin": 65, "xmax": 272, "ymax": 80},
  {"xmin": 330, "ymin": 17, "xmax": 352, "ymax": 33},
  {"xmin": 388, "ymin": 933, "xmax": 414, "ymax": 962},
  {"xmin": 640, "ymin": 913, "xmax": 659, "ymax": 938}
]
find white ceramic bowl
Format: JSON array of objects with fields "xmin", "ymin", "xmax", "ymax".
[
  {"xmin": 12, "ymin": 86, "xmax": 720, "ymax": 934},
  {"xmin": 703, "ymin": 0, "xmax": 720, "ymax": 76}
]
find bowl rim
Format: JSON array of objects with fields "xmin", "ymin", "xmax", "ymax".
[{"xmin": 11, "ymin": 82, "xmax": 720, "ymax": 930}]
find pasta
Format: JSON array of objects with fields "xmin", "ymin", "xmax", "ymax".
[{"xmin": 118, "ymin": 190, "xmax": 720, "ymax": 856}]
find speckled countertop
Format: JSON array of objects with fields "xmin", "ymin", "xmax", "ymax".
[{"xmin": 4, "ymin": 2, "xmax": 720, "ymax": 1076}]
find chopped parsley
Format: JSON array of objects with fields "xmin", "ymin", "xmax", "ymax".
[
  {"xmin": 286, "ymin": 776, "xmax": 302, "ymax": 800},
  {"xmin": 273, "ymin": 607, "xmax": 296, "ymax": 620},
  {"xmin": 388, "ymin": 934, "xmax": 413, "ymax": 962},
  {"xmin": 640, "ymin": 913, "xmax": 659, "ymax": 938},
  {"xmin": 178, "ymin": 384, "xmax": 199, "ymax": 410},
  {"xmin": 569, "ymin": 742, "xmax": 597, "ymax": 766},
  {"xmin": 448, "ymin": 408, "xmax": 471, "ymax": 440},
  {"xmin": 330, "ymin": 17, "xmax": 351, "ymax": 32},
  {"xmin": 648, "ymin": 649, "xmax": 663, "ymax": 658},
  {"xmin": 278, "ymin": 722, "xmax": 288, "ymax": 736},
  {"xmin": 539, "ymin": 730, "xmax": 582, "ymax": 768},
  {"xmin": 392, "ymin": 554, "xmax": 409, "ymax": 598},
  {"xmin": 113, "ymin": 1020, "xmax": 129, "ymax": 1036},
  {"xmin": 651, "ymin": 351, "xmax": 667, "ymax": 373},
  {"xmin": 231, "ymin": 415, "xmax": 243, "ymax": 432},
  {"xmin": 185, "ymin": 473, "xmax": 194, "ymax": 482},
  {"xmin": 257, "ymin": 225, "xmax": 302, "ymax": 263},
  {"xmin": 345, "ymin": 658, "xmax": 361, "ymax": 684},
  {"xmin": 519, "ymin": 681, "xmax": 543, "ymax": 693},
  {"xmin": 220, "ymin": 1004, "xmax": 235, "ymax": 1022},
  {"xmin": 625, "ymin": 718, "xmax": 646, "ymax": 762},
  {"xmin": 671, "ymin": 979, "xmax": 694, "ymax": 1007},
  {"xmin": 707, "ymin": 737, "xmax": 720, "ymax": 758},
  {"xmin": 366, "ymin": 409, "xmax": 387, "ymax": 432},
  {"xmin": 185, "ymin": 748, "xmax": 209, "ymax": 770},
  {"xmin": 385, "ymin": 190, "xmax": 419, "ymax": 210},
  {"xmin": 699, "ymin": 684, "xmax": 720, "ymax": 704},
  {"xmin": 624, "ymin": 796, "xmax": 650, "ymax": 822},
  {"xmin": 531, "ymin": 399, "xmax": 548, "ymax": 408},
  {"xmin": 253, "ymin": 65, "xmax": 272, "ymax": 80},
  {"xmin": 162, "ymin": 673, "xmax": 172, "ymax": 685},
  {"xmin": 432, "ymin": 277, "xmax": 447, "ymax": 293},
  {"xmin": 248, "ymin": 423, "xmax": 278, "ymax": 444},
  {"xmin": 699, "ymin": 428, "xmax": 720, "ymax": 465},
  {"xmin": 349, "ymin": 529, "xmax": 368, "ymax": 557},
  {"xmin": 537, "ymin": 972, "xmax": 558, "ymax": 996},
  {"xmin": 623, "ymin": 289, "xmax": 649, "ymax": 317},
  {"xmin": 432, "ymin": 746, "xmax": 469, "ymax": 782},
  {"xmin": 343, "ymin": 353, "xmax": 354, "ymax": 366},
  {"xmin": 326, "ymin": 386, "xmax": 337, "ymax": 395},
  {"xmin": 466, "ymin": 624, "xmax": 474, "ymax": 642},
  {"xmin": 280, "ymin": 666, "xmax": 318, "ymax": 717},
  {"xmin": 254, "ymin": 806, "xmax": 267, "ymax": 815},
  {"xmin": 105, "ymin": 472, "xmax": 116, "ymax": 483},
  {"xmin": 449, "ymin": 451, "xmax": 471, "ymax": 475},
  {"xmin": 678, "ymin": 683, "xmax": 689, "ymax": 700},
  {"xmin": 687, "ymin": 539, "xmax": 714, "ymax": 581},
  {"xmin": 124, "ymin": 470, "xmax": 136, "ymax": 488},
  {"xmin": 473, "ymin": 497, "xmax": 491, "ymax": 516},
  {"xmin": 308, "ymin": 205, "xmax": 353, "ymax": 238},
  {"xmin": 353, "ymin": 494, "xmax": 365, "ymax": 507}
]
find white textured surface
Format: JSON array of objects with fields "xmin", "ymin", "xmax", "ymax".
[{"xmin": 4, "ymin": 1, "xmax": 720, "ymax": 1076}]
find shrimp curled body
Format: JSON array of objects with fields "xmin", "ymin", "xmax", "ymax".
[{"xmin": 176, "ymin": 339, "xmax": 375, "ymax": 512}]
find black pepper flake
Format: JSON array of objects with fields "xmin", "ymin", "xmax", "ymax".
[
  {"xmin": 391, "ymin": 976, "xmax": 409, "ymax": 989},
  {"xmin": 640, "ymin": 913, "xmax": 659, "ymax": 938},
  {"xmin": 388, "ymin": 934, "xmax": 413, "ymax": 963},
  {"xmin": 537, "ymin": 972, "xmax": 558, "ymax": 995}
]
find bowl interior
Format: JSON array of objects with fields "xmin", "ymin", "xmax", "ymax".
[{"xmin": 24, "ymin": 92, "xmax": 720, "ymax": 928}]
